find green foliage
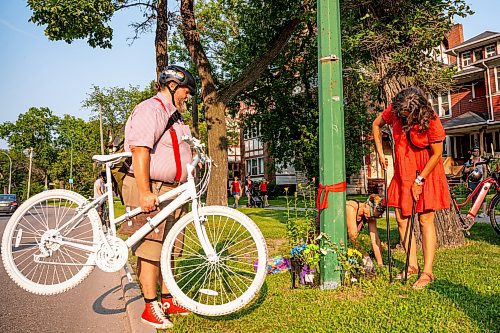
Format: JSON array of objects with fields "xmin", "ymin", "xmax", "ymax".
[
  {"xmin": 27, "ymin": 0, "xmax": 116, "ymax": 48},
  {"xmin": 331, "ymin": 242, "xmax": 365, "ymax": 285},
  {"xmin": 341, "ymin": 0, "xmax": 473, "ymax": 101},
  {"xmin": 0, "ymin": 107, "xmax": 59, "ymax": 195},
  {"xmin": 53, "ymin": 115, "xmax": 103, "ymax": 196},
  {"xmin": 82, "ymin": 83, "xmax": 155, "ymax": 141}
]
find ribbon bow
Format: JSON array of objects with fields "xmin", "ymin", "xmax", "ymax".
[{"xmin": 316, "ymin": 182, "xmax": 347, "ymax": 212}]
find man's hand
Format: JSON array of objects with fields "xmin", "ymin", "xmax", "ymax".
[
  {"xmin": 411, "ymin": 182, "xmax": 423, "ymax": 202},
  {"xmin": 139, "ymin": 191, "xmax": 159, "ymax": 213}
]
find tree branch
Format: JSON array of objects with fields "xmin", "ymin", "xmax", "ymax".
[
  {"xmin": 180, "ymin": 0, "xmax": 219, "ymax": 104},
  {"xmin": 115, "ymin": 1, "xmax": 155, "ymax": 11},
  {"xmin": 218, "ymin": 18, "xmax": 300, "ymax": 104}
]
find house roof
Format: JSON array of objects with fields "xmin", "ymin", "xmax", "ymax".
[
  {"xmin": 445, "ymin": 31, "xmax": 500, "ymax": 54},
  {"xmin": 442, "ymin": 111, "xmax": 487, "ymax": 130}
]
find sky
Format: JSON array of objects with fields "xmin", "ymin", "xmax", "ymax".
[{"xmin": 0, "ymin": 1, "xmax": 499, "ymax": 149}]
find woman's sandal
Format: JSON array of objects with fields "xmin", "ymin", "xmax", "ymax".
[
  {"xmin": 394, "ymin": 265, "xmax": 420, "ymax": 280},
  {"xmin": 412, "ymin": 272, "xmax": 434, "ymax": 290}
]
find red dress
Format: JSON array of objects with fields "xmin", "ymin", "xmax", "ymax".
[{"xmin": 382, "ymin": 105, "xmax": 450, "ymax": 216}]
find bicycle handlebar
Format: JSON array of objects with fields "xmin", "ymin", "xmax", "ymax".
[{"xmin": 181, "ymin": 135, "xmax": 211, "ymax": 167}]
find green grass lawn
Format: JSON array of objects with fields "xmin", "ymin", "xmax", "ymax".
[
  {"xmin": 113, "ymin": 199, "xmax": 499, "ymax": 332},
  {"xmin": 161, "ymin": 208, "xmax": 499, "ymax": 333}
]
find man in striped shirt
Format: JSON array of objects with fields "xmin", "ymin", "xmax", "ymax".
[{"xmin": 122, "ymin": 65, "xmax": 195, "ymax": 329}]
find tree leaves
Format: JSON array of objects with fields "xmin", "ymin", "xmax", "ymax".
[{"xmin": 27, "ymin": 0, "xmax": 116, "ymax": 48}]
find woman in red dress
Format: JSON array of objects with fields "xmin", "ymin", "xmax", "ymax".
[{"xmin": 372, "ymin": 87, "xmax": 450, "ymax": 289}]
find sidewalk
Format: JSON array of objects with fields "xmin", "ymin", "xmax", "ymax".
[{"xmin": 0, "ymin": 260, "xmax": 131, "ymax": 332}]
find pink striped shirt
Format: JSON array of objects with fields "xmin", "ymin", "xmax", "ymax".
[{"xmin": 124, "ymin": 92, "xmax": 193, "ymax": 183}]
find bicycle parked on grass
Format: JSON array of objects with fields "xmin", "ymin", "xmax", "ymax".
[
  {"xmin": 449, "ymin": 156, "xmax": 500, "ymax": 236},
  {"xmin": 1, "ymin": 137, "xmax": 268, "ymax": 316}
]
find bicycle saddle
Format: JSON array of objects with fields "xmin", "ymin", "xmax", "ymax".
[{"xmin": 92, "ymin": 152, "xmax": 132, "ymax": 164}]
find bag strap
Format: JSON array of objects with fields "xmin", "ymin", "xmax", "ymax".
[{"xmin": 153, "ymin": 97, "xmax": 183, "ymax": 182}]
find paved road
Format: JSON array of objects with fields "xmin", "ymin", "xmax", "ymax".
[{"xmin": 0, "ymin": 213, "xmax": 130, "ymax": 333}]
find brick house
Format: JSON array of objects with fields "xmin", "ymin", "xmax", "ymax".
[
  {"xmin": 227, "ymin": 103, "xmax": 301, "ymax": 192},
  {"xmin": 441, "ymin": 26, "xmax": 500, "ymax": 172}
]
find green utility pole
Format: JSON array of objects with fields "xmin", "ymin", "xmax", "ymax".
[{"xmin": 318, "ymin": 0, "xmax": 347, "ymax": 289}]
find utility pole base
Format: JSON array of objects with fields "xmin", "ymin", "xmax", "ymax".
[{"xmin": 320, "ymin": 281, "xmax": 340, "ymax": 290}]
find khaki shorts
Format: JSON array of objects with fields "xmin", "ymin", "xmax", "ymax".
[{"xmin": 122, "ymin": 175, "xmax": 187, "ymax": 261}]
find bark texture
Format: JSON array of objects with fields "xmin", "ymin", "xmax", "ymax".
[{"xmin": 155, "ymin": 0, "xmax": 168, "ymax": 79}]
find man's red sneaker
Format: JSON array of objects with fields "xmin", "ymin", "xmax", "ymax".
[
  {"xmin": 162, "ymin": 297, "xmax": 191, "ymax": 315},
  {"xmin": 141, "ymin": 301, "xmax": 174, "ymax": 329}
]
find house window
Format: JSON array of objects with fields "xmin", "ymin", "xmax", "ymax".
[
  {"xmin": 474, "ymin": 49, "xmax": 483, "ymax": 62},
  {"xmin": 485, "ymin": 44, "xmax": 497, "ymax": 58},
  {"xmin": 430, "ymin": 91, "xmax": 452, "ymax": 117},
  {"xmin": 495, "ymin": 67, "xmax": 500, "ymax": 92},
  {"xmin": 461, "ymin": 51, "xmax": 471, "ymax": 67},
  {"xmin": 246, "ymin": 157, "xmax": 264, "ymax": 176}
]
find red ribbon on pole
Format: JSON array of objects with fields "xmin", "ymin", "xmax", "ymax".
[{"xmin": 316, "ymin": 181, "xmax": 346, "ymax": 213}]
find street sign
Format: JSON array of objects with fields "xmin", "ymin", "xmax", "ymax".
[{"xmin": 69, "ymin": 178, "xmax": 73, "ymax": 184}]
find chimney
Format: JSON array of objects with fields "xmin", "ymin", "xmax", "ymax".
[{"xmin": 446, "ymin": 23, "xmax": 464, "ymax": 64}]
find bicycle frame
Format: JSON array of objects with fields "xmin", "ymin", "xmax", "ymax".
[
  {"xmin": 451, "ymin": 176, "xmax": 497, "ymax": 210},
  {"xmin": 54, "ymin": 154, "xmax": 217, "ymax": 260},
  {"xmin": 450, "ymin": 173, "xmax": 500, "ymax": 232}
]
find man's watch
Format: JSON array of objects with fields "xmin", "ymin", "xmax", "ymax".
[{"xmin": 415, "ymin": 175, "xmax": 425, "ymax": 186}]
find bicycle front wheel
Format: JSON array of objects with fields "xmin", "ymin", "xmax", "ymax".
[
  {"xmin": 161, "ymin": 206, "xmax": 268, "ymax": 316},
  {"xmin": 488, "ymin": 194, "xmax": 500, "ymax": 235},
  {"xmin": 1, "ymin": 190, "xmax": 101, "ymax": 295}
]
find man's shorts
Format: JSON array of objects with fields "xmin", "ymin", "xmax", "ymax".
[{"xmin": 122, "ymin": 175, "xmax": 187, "ymax": 261}]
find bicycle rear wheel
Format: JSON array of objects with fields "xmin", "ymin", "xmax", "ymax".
[
  {"xmin": 488, "ymin": 194, "xmax": 500, "ymax": 235},
  {"xmin": 161, "ymin": 206, "xmax": 268, "ymax": 316},
  {"xmin": 1, "ymin": 190, "xmax": 101, "ymax": 295}
]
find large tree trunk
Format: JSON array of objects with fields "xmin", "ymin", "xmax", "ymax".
[
  {"xmin": 205, "ymin": 101, "xmax": 229, "ymax": 205},
  {"xmin": 155, "ymin": 0, "xmax": 168, "ymax": 79},
  {"xmin": 373, "ymin": 53, "xmax": 409, "ymax": 105},
  {"xmin": 413, "ymin": 209, "xmax": 465, "ymax": 248}
]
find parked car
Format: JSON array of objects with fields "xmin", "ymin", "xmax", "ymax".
[{"xmin": 0, "ymin": 194, "xmax": 18, "ymax": 215}]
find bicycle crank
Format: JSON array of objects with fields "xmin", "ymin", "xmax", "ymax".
[{"xmin": 95, "ymin": 236, "xmax": 129, "ymax": 272}]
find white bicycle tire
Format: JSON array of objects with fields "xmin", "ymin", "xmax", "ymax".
[
  {"xmin": 1, "ymin": 189, "xmax": 100, "ymax": 295},
  {"xmin": 161, "ymin": 205, "xmax": 268, "ymax": 316}
]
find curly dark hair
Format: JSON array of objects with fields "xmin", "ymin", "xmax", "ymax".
[{"xmin": 392, "ymin": 87, "xmax": 436, "ymax": 133}]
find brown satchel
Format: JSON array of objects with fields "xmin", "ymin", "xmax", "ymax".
[{"xmin": 120, "ymin": 208, "xmax": 167, "ymax": 242}]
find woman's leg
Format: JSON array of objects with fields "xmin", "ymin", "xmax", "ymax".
[
  {"xmin": 234, "ymin": 194, "xmax": 239, "ymax": 207},
  {"xmin": 418, "ymin": 210, "xmax": 436, "ymax": 275},
  {"xmin": 367, "ymin": 220, "xmax": 383, "ymax": 266},
  {"xmin": 395, "ymin": 208, "xmax": 418, "ymax": 269}
]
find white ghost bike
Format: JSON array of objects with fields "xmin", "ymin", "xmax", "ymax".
[{"xmin": 1, "ymin": 136, "xmax": 267, "ymax": 316}]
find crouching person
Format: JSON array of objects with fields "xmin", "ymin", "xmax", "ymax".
[{"xmin": 345, "ymin": 194, "xmax": 385, "ymax": 267}]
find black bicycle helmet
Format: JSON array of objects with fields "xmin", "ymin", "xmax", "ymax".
[
  {"xmin": 469, "ymin": 169, "xmax": 482, "ymax": 182},
  {"xmin": 159, "ymin": 65, "xmax": 196, "ymax": 96}
]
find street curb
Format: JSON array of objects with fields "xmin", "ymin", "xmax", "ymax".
[{"xmin": 120, "ymin": 263, "xmax": 155, "ymax": 333}]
